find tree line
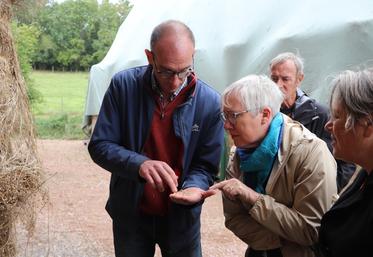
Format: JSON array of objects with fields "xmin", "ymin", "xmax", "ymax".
[
  {"xmin": 12, "ymin": 0, "xmax": 132, "ymax": 72},
  {"xmin": 11, "ymin": 0, "xmax": 131, "ymax": 104}
]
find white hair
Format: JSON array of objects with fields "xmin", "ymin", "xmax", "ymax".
[
  {"xmin": 222, "ymin": 75, "xmax": 284, "ymax": 115},
  {"xmin": 269, "ymin": 52, "xmax": 304, "ymax": 75}
]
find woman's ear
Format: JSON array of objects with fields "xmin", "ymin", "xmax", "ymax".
[
  {"xmin": 261, "ymin": 107, "xmax": 272, "ymax": 125},
  {"xmin": 362, "ymin": 117, "xmax": 373, "ymax": 138}
]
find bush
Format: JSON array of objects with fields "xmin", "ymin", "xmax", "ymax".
[
  {"xmin": 35, "ymin": 113, "xmax": 86, "ymax": 139},
  {"xmin": 11, "ymin": 22, "xmax": 43, "ymax": 105}
]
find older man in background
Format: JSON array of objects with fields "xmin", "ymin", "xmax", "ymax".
[{"xmin": 269, "ymin": 52, "xmax": 355, "ymax": 191}]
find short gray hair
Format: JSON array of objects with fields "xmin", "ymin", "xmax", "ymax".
[
  {"xmin": 222, "ymin": 75, "xmax": 284, "ymax": 116},
  {"xmin": 330, "ymin": 68, "xmax": 373, "ymax": 130},
  {"xmin": 150, "ymin": 20, "xmax": 195, "ymax": 51},
  {"xmin": 269, "ymin": 52, "xmax": 304, "ymax": 75}
]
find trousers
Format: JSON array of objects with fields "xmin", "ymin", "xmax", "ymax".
[{"xmin": 113, "ymin": 213, "xmax": 202, "ymax": 257}]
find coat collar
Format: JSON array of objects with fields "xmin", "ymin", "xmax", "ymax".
[
  {"xmin": 281, "ymin": 89, "xmax": 318, "ymax": 126},
  {"xmin": 329, "ymin": 169, "xmax": 371, "ymax": 211},
  {"xmin": 265, "ymin": 114, "xmax": 313, "ymax": 193}
]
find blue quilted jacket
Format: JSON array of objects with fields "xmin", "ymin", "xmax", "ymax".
[{"xmin": 88, "ymin": 65, "xmax": 224, "ymax": 251}]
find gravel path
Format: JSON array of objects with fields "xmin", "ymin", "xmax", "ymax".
[{"xmin": 16, "ymin": 140, "xmax": 246, "ymax": 257}]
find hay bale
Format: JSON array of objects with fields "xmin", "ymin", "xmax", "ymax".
[{"xmin": 0, "ymin": 1, "xmax": 47, "ymax": 256}]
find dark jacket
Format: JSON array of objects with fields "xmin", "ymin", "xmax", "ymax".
[
  {"xmin": 281, "ymin": 89, "xmax": 355, "ymax": 191},
  {"xmin": 88, "ymin": 65, "xmax": 224, "ymax": 251},
  {"xmin": 318, "ymin": 169, "xmax": 373, "ymax": 257}
]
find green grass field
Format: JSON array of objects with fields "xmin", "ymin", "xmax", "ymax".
[{"xmin": 30, "ymin": 71, "xmax": 89, "ymax": 139}]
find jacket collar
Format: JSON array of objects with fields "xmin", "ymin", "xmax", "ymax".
[
  {"xmin": 281, "ymin": 89, "xmax": 318, "ymax": 125},
  {"xmin": 265, "ymin": 114, "xmax": 316, "ymax": 193},
  {"xmin": 144, "ymin": 64, "xmax": 198, "ymax": 101},
  {"xmin": 330, "ymin": 169, "xmax": 372, "ymax": 211}
]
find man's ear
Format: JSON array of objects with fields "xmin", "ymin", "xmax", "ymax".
[
  {"xmin": 145, "ymin": 49, "xmax": 153, "ymax": 64},
  {"xmin": 261, "ymin": 107, "xmax": 272, "ymax": 125},
  {"xmin": 297, "ymin": 73, "xmax": 304, "ymax": 86}
]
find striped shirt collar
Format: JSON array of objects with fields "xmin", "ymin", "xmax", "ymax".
[{"xmin": 151, "ymin": 71, "xmax": 188, "ymax": 102}]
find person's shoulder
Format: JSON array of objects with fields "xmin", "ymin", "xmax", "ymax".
[
  {"xmin": 298, "ymin": 89, "xmax": 329, "ymax": 117},
  {"xmin": 112, "ymin": 65, "xmax": 149, "ymax": 81},
  {"xmin": 313, "ymin": 99, "xmax": 329, "ymax": 116},
  {"xmin": 109, "ymin": 65, "xmax": 150, "ymax": 94},
  {"xmin": 283, "ymin": 116, "xmax": 331, "ymax": 161},
  {"xmin": 306, "ymin": 97, "xmax": 330, "ymax": 121},
  {"xmin": 195, "ymin": 78, "xmax": 220, "ymax": 97},
  {"xmin": 283, "ymin": 114, "xmax": 321, "ymax": 143}
]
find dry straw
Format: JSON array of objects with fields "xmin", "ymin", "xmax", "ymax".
[{"xmin": 1, "ymin": 0, "xmax": 47, "ymax": 256}]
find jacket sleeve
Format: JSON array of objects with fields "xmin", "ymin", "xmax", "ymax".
[
  {"xmin": 224, "ymin": 168, "xmax": 282, "ymax": 249},
  {"xmin": 311, "ymin": 102, "xmax": 332, "ymax": 149},
  {"xmin": 182, "ymin": 91, "xmax": 224, "ymax": 190},
  {"xmin": 88, "ymin": 78, "xmax": 149, "ymax": 181},
  {"xmin": 223, "ymin": 147, "xmax": 282, "ymax": 249},
  {"xmin": 249, "ymin": 139, "xmax": 337, "ymax": 246}
]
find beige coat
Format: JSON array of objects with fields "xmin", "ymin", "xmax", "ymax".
[{"xmin": 223, "ymin": 115, "xmax": 337, "ymax": 257}]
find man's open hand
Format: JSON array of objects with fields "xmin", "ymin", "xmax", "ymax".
[{"xmin": 169, "ymin": 187, "xmax": 206, "ymax": 205}]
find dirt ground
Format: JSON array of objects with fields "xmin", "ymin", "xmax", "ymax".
[{"xmin": 16, "ymin": 140, "xmax": 246, "ymax": 257}]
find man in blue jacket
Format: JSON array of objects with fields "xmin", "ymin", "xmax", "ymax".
[{"xmin": 88, "ymin": 20, "xmax": 224, "ymax": 257}]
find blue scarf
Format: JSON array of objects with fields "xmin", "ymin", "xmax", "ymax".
[{"xmin": 236, "ymin": 113, "xmax": 283, "ymax": 194}]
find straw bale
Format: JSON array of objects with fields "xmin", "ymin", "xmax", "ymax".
[{"xmin": 0, "ymin": 0, "xmax": 47, "ymax": 256}]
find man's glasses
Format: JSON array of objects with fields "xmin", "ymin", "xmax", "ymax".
[
  {"xmin": 220, "ymin": 110, "xmax": 250, "ymax": 125},
  {"xmin": 152, "ymin": 54, "xmax": 194, "ymax": 80}
]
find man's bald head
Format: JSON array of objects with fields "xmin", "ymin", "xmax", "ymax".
[{"xmin": 150, "ymin": 20, "xmax": 195, "ymax": 51}]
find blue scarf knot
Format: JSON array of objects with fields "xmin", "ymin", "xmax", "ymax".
[{"xmin": 236, "ymin": 113, "xmax": 283, "ymax": 194}]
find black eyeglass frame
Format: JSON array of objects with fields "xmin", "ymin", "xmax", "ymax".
[{"xmin": 152, "ymin": 53, "xmax": 194, "ymax": 80}]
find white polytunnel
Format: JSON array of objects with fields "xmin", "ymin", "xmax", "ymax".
[{"xmin": 83, "ymin": 0, "xmax": 373, "ymax": 133}]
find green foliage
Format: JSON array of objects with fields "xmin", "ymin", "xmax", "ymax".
[
  {"xmin": 12, "ymin": 22, "xmax": 40, "ymax": 73},
  {"xmin": 31, "ymin": 71, "xmax": 88, "ymax": 139},
  {"xmin": 35, "ymin": 113, "xmax": 85, "ymax": 139},
  {"xmin": 10, "ymin": 0, "xmax": 133, "ymax": 137},
  {"xmin": 91, "ymin": 0, "xmax": 131, "ymax": 62},
  {"xmin": 31, "ymin": 0, "xmax": 132, "ymax": 71},
  {"xmin": 11, "ymin": 22, "xmax": 43, "ymax": 104},
  {"xmin": 34, "ymin": 33, "xmax": 58, "ymax": 70},
  {"xmin": 11, "ymin": 0, "xmax": 48, "ymax": 24},
  {"xmin": 35, "ymin": 113, "xmax": 68, "ymax": 138}
]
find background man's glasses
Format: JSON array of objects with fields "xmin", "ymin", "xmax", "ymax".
[{"xmin": 152, "ymin": 54, "xmax": 194, "ymax": 80}]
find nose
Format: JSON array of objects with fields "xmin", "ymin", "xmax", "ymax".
[
  {"xmin": 276, "ymin": 79, "xmax": 285, "ymax": 89},
  {"xmin": 168, "ymin": 74, "xmax": 184, "ymax": 90},
  {"xmin": 171, "ymin": 73, "xmax": 184, "ymax": 82},
  {"xmin": 223, "ymin": 120, "xmax": 234, "ymax": 130}
]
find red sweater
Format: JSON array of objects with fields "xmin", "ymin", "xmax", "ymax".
[{"xmin": 139, "ymin": 80, "xmax": 196, "ymax": 216}]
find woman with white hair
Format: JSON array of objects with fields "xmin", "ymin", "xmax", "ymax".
[
  {"xmin": 204, "ymin": 75, "xmax": 337, "ymax": 257},
  {"xmin": 318, "ymin": 68, "xmax": 373, "ymax": 257}
]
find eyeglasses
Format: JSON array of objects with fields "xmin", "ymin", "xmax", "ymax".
[
  {"xmin": 152, "ymin": 54, "xmax": 194, "ymax": 80},
  {"xmin": 220, "ymin": 110, "xmax": 250, "ymax": 125}
]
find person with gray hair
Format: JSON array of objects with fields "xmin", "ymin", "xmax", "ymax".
[
  {"xmin": 204, "ymin": 74, "xmax": 337, "ymax": 257},
  {"xmin": 318, "ymin": 68, "xmax": 373, "ymax": 257},
  {"xmin": 270, "ymin": 52, "xmax": 355, "ymax": 192}
]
